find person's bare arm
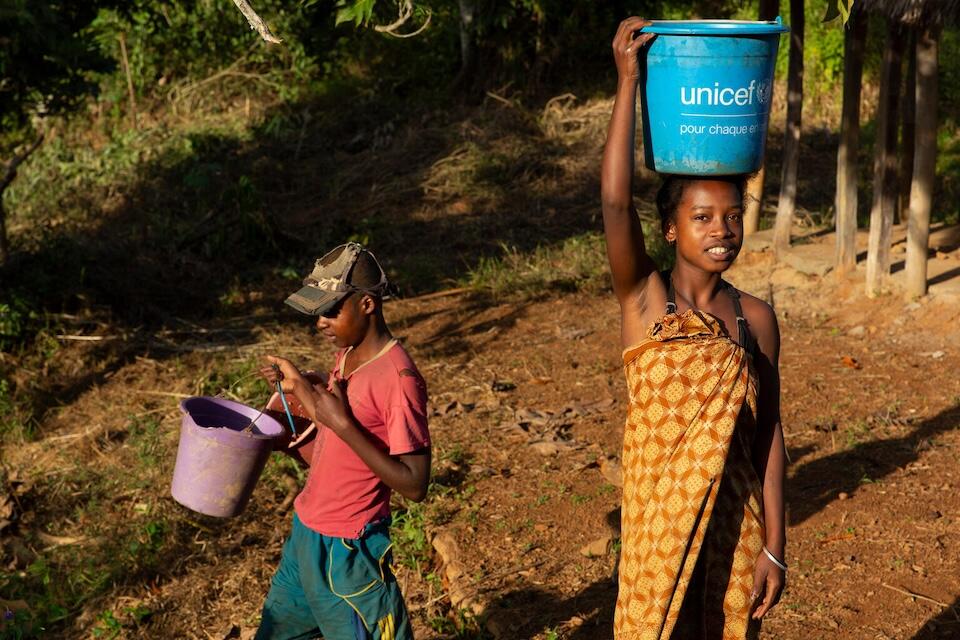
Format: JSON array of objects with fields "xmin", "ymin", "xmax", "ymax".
[
  {"xmin": 745, "ymin": 297, "xmax": 787, "ymax": 619},
  {"xmin": 329, "ymin": 431, "xmax": 430, "ymax": 503},
  {"xmin": 601, "ymin": 17, "xmax": 665, "ymax": 346}
]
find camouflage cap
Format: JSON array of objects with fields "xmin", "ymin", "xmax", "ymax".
[{"xmin": 284, "ymin": 242, "xmax": 390, "ymax": 316}]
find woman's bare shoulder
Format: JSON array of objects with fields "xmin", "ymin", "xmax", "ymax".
[{"xmin": 735, "ymin": 288, "xmax": 780, "ymax": 352}]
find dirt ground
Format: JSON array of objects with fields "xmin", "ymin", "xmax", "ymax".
[{"xmin": 3, "ymin": 237, "xmax": 960, "ymax": 640}]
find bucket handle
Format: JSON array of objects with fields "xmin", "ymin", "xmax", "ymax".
[{"xmin": 272, "ymin": 365, "xmax": 298, "ymax": 436}]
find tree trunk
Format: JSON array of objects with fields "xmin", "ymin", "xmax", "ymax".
[
  {"xmin": 897, "ymin": 29, "xmax": 917, "ymax": 225},
  {"xmin": 119, "ymin": 32, "xmax": 138, "ymax": 129},
  {"xmin": 453, "ymin": 0, "xmax": 478, "ymax": 93},
  {"xmin": 865, "ymin": 19, "xmax": 906, "ymax": 297},
  {"xmin": 905, "ymin": 25, "xmax": 940, "ymax": 298},
  {"xmin": 773, "ymin": 0, "xmax": 804, "ymax": 257},
  {"xmin": 743, "ymin": 0, "xmax": 781, "ymax": 237},
  {"xmin": 834, "ymin": 8, "xmax": 867, "ymax": 276},
  {"xmin": 759, "ymin": 0, "xmax": 780, "ymax": 21},
  {"xmin": 0, "ymin": 197, "xmax": 8, "ymax": 266},
  {"xmin": 0, "ymin": 135, "xmax": 45, "ymax": 267},
  {"xmin": 744, "ymin": 167, "xmax": 764, "ymax": 236}
]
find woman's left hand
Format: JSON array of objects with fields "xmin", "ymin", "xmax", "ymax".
[{"xmin": 751, "ymin": 552, "xmax": 785, "ymax": 619}]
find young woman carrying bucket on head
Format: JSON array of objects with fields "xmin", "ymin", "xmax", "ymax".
[{"xmin": 602, "ymin": 17, "xmax": 787, "ymax": 640}]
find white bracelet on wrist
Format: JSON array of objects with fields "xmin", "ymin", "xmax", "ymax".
[{"xmin": 763, "ymin": 546, "xmax": 788, "ymax": 571}]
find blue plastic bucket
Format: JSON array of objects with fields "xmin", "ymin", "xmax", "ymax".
[{"xmin": 639, "ymin": 18, "xmax": 789, "ymax": 175}]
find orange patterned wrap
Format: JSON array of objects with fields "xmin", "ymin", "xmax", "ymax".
[{"xmin": 614, "ymin": 309, "xmax": 764, "ymax": 640}]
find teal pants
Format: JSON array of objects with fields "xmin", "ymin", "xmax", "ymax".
[{"xmin": 255, "ymin": 514, "xmax": 412, "ymax": 640}]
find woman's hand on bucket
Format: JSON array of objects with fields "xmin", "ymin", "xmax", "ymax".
[{"xmin": 612, "ymin": 16, "xmax": 654, "ymax": 83}]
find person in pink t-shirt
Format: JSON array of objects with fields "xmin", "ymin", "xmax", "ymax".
[{"xmin": 254, "ymin": 242, "xmax": 430, "ymax": 640}]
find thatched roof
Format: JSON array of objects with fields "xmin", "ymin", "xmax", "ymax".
[{"xmin": 858, "ymin": 0, "xmax": 960, "ymax": 27}]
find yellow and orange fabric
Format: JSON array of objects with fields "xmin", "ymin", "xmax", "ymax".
[{"xmin": 614, "ymin": 309, "xmax": 764, "ymax": 640}]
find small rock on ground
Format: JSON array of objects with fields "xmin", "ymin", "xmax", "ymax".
[{"xmin": 580, "ymin": 534, "xmax": 612, "ymax": 558}]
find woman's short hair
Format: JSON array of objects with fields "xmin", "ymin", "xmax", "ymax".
[{"xmin": 655, "ymin": 175, "xmax": 749, "ymax": 232}]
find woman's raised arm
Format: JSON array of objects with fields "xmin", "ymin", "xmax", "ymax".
[{"xmin": 601, "ymin": 17, "xmax": 658, "ymax": 305}]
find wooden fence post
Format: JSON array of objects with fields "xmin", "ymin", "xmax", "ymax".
[
  {"xmin": 773, "ymin": 0, "xmax": 804, "ymax": 257},
  {"xmin": 897, "ymin": 30, "xmax": 917, "ymax": 226},
  {"xmin": 905, "ymin": 25, "xmax": 940, "ymax": 298},
  {"xmin": 744, "ymin": 0, "xmax": 781, "ymax": 238},
  {"xmin": 865, "ymin": 19, "xmax": 906, "ymax": 296},
  {"xmin": 835, "ymin": 9, "xmax": 867, "ymax": 276}
]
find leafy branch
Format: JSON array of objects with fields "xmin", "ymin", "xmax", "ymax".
[
  {"xmin": 823, "ymin": 0, "xmax": 856, "ymax": 25},
  {"xmin": 230, "ymin": 0, "xmax": 282, "ymax": 43},
  {"xmin": 335, "ymin": 0, "xmax": 432, "ymax": 38}
]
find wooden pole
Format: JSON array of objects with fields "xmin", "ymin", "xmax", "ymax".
[
  {"xmin": 835, "ymin": 9, "xmax": 867, "ymax": 276},
  {"xmin": 905, "ymin": 25, "xmax": 940, "ymax": 298},
  {"xmin": 897, "ymin": 30, "xmax": 917, "ymax": 226},
  {"xmin": 453, "ymin": 0, "xmax": 478, "ymax": 94},
  {"xmin": 759, "ymin": 0, "xmax": 780, "ymax": 20},
  {"xmin": 744, "ymin": 0, "xmax": 780, "ymax": 237},
  {"xmin": 773, "ymin": 0, "xmax": 804, "ymax": 257},
  {"xmin": 865, "ymin": 19, "xmax": 906, "ymax": 297},
  {"xmin": 744, "ymin": 167, "xmax": 764, "ymax": 236},
  {"xmin": 118, "ymin": 32, "xmax": 138, "ymax": 129}
]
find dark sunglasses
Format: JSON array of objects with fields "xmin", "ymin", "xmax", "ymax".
[{"xmin": 319, "ymin": 292, "xmax": 354, "ymax": 319}]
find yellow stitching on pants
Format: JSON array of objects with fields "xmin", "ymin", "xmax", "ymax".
[
  {"xmin": 377, "ymin": 542, "xmax": 394, "ymax": 583},
  {"xmin": 327, "ymin": 552, "xmax": 375, "ymax": 630},
  {"xmin": 378, "ymin": 613, "xmax": 395, "ymax": 640}
]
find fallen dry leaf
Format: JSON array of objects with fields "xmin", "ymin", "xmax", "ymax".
[
  {"xmin": 841, "ymin": 356, "xmax": 862, "ymax": 370},
  {"xmin": 37, "ymin": 531, "xmax": 86, "ymax": 547}
]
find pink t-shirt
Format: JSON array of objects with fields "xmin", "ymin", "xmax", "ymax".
[{"xmin": 293, "ymin": 340, "xmax": 430, "ymax": 539}]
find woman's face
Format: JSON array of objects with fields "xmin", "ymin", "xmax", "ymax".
[{"xmin": 665, "ymin": 180, "xmax": 744, "ymax": 273}]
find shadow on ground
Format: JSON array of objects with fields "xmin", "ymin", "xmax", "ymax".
[
  {"xmin": 909, "ymin": 597, "xmax": 960, "ymax": 639},
  {"xmin": 786, "ymin": 403, "xmax": 960, "ymax": 526},
  {"xmin": 484, "ymin": 578, "xmax": 616, "ymax": 640},
  {"xmin": 0, "ymin": 91, "xmax": 615, "ymax": 432}
]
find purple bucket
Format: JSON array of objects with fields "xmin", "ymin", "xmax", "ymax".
[{"xmin": 171, "ymin": 396, "xmax": 285, "ymax": 518}]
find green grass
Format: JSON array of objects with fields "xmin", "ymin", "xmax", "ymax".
[
  {"xmin": 428, "ymin": 608, "xmax": 488, "ymax": 639},
  {"xmin": 196, "ymin": 357, "xmax": 272, "ymax": 404},
  {"xmin": 462, "ymin": 226, "xmax": 672, "ymax": 298},
  {"xmin": 0, "ymin": 379, "xmax": 27, "ymax": 442},
  {"xmin": 127, "ymin": 416, "xmax": 163, "ymax": 468},
  {"xmin": 1, "ymin": 513, "xmax": 172, "ymax": 639},
  {"xmin": 390, "ymin": 500, "xmax": 431, "ymax": 572}
]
